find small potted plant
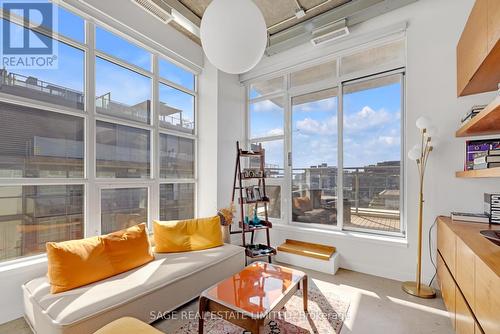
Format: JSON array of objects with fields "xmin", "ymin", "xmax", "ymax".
[{"xmin": 217, "ymin": 202, "xmax": 236, "ymax": 243}]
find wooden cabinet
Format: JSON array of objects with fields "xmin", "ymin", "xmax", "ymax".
[
  {"xmin": 438, "ymin": 253, "xmax": 456, "ymax": 328},
  {"xmin": 457, "ymin": 0, "xmax": 500, "ymax": 96},
  {"xmin": 474, "ymin": 258, "xmax": 500, "ymax": 334},
  {"xmin": 456, "ymin": 289, "xmax": 475, "ymax": 334},
  {"xmin": 455, "ymin": 238, "xmax": 475, "ymax": 310},
  {"xmin": 438, "ymin": 219, "xmax": 456, "ymax": 275},
  {"xmin": 436, "ymin": 217, "xmax": 500, "ymax": 334}
]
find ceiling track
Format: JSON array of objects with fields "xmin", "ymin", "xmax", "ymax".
[{"xmin": 267, "ymin": 0, "xmax": 338, "ymax": 32}]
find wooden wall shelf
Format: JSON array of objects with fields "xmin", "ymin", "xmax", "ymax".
[
  {"xmin": 456, "ymin": 96, "xmax": 500, "ymax": 137},
  {"xmin": 456, "ymin": 167, "xmax": 500, "ymax": 178}
]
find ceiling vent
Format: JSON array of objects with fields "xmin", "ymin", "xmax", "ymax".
[
  {"xmin": 311, "ymin": 19, "xmax": 349, "ymax": 46},
  {"xmin": 132, "ymin": 0, "xmax": 173, "ymax": 24}
]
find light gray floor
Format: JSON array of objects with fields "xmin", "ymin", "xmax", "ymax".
[{"xmin": 0, "ymin": 265, "xmax": 454, "ymax": 334}]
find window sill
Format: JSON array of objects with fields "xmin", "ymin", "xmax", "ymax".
[
  {"xmin": 0, "ymin": 254, "xmax": 47, "ymax": 274},
  {"xmin": 272, "ymin": 223, "xmax": 409, "ymax": 248}
]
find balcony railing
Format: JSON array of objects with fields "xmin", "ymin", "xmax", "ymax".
[
  {"xmin": 0, "ymin": 70, "xmax": 84, "ymax": 106},
  {"xmin": 264, "ymin": 165, "xmax": 400, "ymax": 219}
]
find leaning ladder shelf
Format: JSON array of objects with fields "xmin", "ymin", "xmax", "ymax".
[{"xmin": 231, "ymin": 141, "xmax": 276, "ymax": 264}]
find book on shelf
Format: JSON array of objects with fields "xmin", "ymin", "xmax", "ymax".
[
  {"xmin": 474, "ymin": 155, "xmax": 500, "ymax": 164},
  {"xmin": 484, "ymin": 193, "xmax": 500, "ymax": 225},
  {"xmin": 473, "ymin": 149, "xmax": 500, "ymax": 158},
  {"xmin": 451, "ymin": 212, "xmax": 490, "ymax": 223},
  {"xmin": 465, "ymin": 139, "xmax": 500, "ymax": 170},
  {"xmin": 473, "ymin": 162, "xmax": 500, "ymax": 169}
]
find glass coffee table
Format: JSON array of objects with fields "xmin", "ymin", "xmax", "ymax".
[{"xmin": 198, "ymin": 261, "xmax": 307, "ymax": 334}]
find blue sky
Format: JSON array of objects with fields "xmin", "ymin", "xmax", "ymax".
[
  {"xmin": 1, "ymin": 2, "xmax": 195, "ymax": 124},
  {"xmin": 251, "ymin": 82, "xmax": 401, "ymax": 168}
]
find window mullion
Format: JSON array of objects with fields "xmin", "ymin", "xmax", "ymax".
[
  {"xmin": 151, "ymin": 53, "xmax": 160, "ymax": 226},
  {"xmin": 338, "ymin": 83, "xmax": 344, "ymax": 231},
  {"xmin": 85, "ymin": 20, "xmax": 98, "ymax": 237}
]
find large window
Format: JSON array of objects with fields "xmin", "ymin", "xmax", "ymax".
[
  {"xmin": 247, "ymin": 39, "xmax": 405, "ymax": 236},
  {"xmin": 0, "ymin": 102, "xmax": 84, "ymax": 178},
  {"xmin": 0, "ymin": 185, "xmax": 84, "ymax": 261},
  {"xmin": 292, "ymin": 88, "xmax": 339, "ymax": 226},
  {"xmin": 0, "ymin": 3, "xmax": 198, "ymax": 263},
  {"xmin": 159, "ymin": 183, "xmax": 194, "ymax": 221},
  {"xmin": 342, "ymin": 74, "xmax": 402, "ymax": 233},
  {"xmin": 101, "ymin": 188, "xmax": 148, "ymax": 234}
]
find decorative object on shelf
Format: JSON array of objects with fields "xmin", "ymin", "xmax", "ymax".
[
  {"xmin": 461, "ymin": 104, "xmax": 486, "ymax": 125},
  {"xmin": 200, "ymin": 0, "xmax": 267, "ymax": 74},
  {"xmin": 253, "ymin": 186, "xmax": 262, "ymax": 201},
  {"xmin": 232, "ymin": 141, "xmax": 275, "ymax": 264},
  {"xmin": 217, "ymin": 202, "xmax": 236, "ymax": 243},
  {"xmin": 484, "ymin": 193, "xmax": 500, "ymax": 225},
  {"xmin": 404, "ymin": 116, "xmax": 437, "ymax": 299},
  {"xmin": 242, "ymin": 168, "xmax": 263, "ymax": 178}
]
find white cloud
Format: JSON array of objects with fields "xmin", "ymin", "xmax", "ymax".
[
  {"xmin": 344, "ymin": 106, "xmax": 391, "ymax": 132},
  {"xmin": 378, "ymin": 136, "xmax": 400, "ymax": 146},
  {"xmin": 295, "ymin": 116, "xmax": 337, "ymax": 135},
  {"xmin": 252, "ymin": 100, "xmax": 282, "ymax": 112}
]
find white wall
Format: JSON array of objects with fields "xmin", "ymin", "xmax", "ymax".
[
  {"xmin": 197, "ymin": 60, "xmax": 246, "ymax": 217},
  {"xmin": 241, "ymin": 0, "xmax": 500, "ymax": 283}
]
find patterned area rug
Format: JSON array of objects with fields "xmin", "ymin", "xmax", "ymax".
[{"xmin": 176, "ymin": 287, "xmax": 350, "ymax": 334}]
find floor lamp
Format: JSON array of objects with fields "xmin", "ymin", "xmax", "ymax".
[{"xmin": 402, "ymin": 116, "xmax": 437, "ymax": 299}]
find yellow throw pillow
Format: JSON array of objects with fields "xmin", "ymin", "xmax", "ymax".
[
  {"xmin": 153, "ymin": 216, "xmax": 223, "ymax": 253},
  {"xmin": 47, "ymin": 223, "xmax": 154, "ymax": 294},
  {"xmin": 102, "ymin": 223, "xmax": 154, "ymax": 275}
]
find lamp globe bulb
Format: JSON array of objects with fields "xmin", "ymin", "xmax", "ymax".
[{"xmin": 416, "ymin": 116, "xmax": 431, "ymax": 130}]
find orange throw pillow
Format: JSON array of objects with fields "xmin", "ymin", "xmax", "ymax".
[
  {"xmin": 153, "ymin": 216, "xmax": 223, "ymax": 253},
  {"xmin": 47, "ymin": 223, "xmax": 154, "ymax": 294}
]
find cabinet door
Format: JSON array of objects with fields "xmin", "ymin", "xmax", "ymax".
[
  {"xmin": 475, "ymin": 258, "xmax": 500, "ymax": 334},
  {"xmin": 456, "ymin": 289, "xmax": 475, "ymax": 334},
  {"xmin": 438, "ymin": 220, "xmax": 456, "ymax": 275},
  {"xmin": 457, "ymin": 0, "xmax": 489, "ymax": 96},
  {"xmin": 437, "ymin": 253, "xmax": 456, "ymax": 329},
  {"xmin": 456, "ymin": 237, "xmax": 475, "ymax": 311},
  {"xmin": 487, "ymin": 0, "xmax": 500, "ymax": 51}
]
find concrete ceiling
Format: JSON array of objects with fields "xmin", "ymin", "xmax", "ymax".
[
  {"xmin": 157, "ymin": 0, "xmax": 417, "ymax": 55},
  {"xmin": 177, "ymin": 0, "xmax": 352, "ymax": 34}
]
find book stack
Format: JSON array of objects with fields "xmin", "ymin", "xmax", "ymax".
[
  {"xmin": 465, "ymin": 139, "xmax": 500, "ymax": 170},
  {"xmin": 473, "ymin": 149, "xmax": 500, "ymax": 169},
  {"xmin": 484, "ymin": 193, "xmax": 500, "ymax": 225},
  {"xmin": 461, "ymin": 104, "xmax": 486, "ymax": 125}
]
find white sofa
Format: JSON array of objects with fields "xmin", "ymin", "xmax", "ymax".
[{"xmin": 22, "ymin": 243, "xmax": 245, "ymax": 334}]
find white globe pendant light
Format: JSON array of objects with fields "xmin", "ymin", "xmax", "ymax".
[{"xmin": 200, "ymin": 0, "xmax": 267, "ymax": 74}]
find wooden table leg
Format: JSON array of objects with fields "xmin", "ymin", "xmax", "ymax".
[
  {"xmin": 302, "ymin": 275, "xmax": 308, "ymax": 312},
  {"xmin": 198, "ymin": 296, "xmax": 207, "ymax": 334}
]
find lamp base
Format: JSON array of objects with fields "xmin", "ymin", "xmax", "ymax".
[{"xmin": 402, "ymin": 281, "xmax": 436, "ymax": 299}]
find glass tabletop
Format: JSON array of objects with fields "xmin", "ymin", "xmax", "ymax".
[{"xmin": 202, "ymin": 261, "xmax": 305, "ymax": 318}]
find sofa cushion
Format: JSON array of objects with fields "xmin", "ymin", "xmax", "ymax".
[
  {"xmin": 24, "ymin": 243, "xmax": 243, "ymax": 326},
  {"xmin": 153, "ymin": 216, "xmax": 223, "ymax": 253},
  {"xmin": 47, "ymin": 223, "xmax": 154, "ymax": 293}
]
